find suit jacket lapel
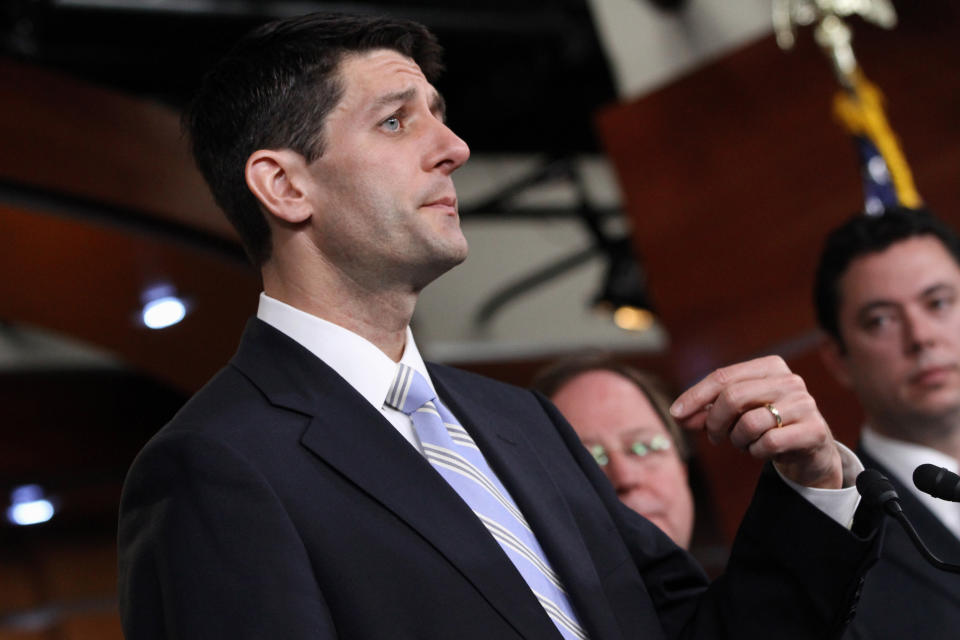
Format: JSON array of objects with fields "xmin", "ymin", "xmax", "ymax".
[
  {"xmin": 431, "ymin": 365, "xmax": 626, "ymax": 640},
  {"xmin": 231, "ymin": 319, "xmax": 562, "ymax": 640}
]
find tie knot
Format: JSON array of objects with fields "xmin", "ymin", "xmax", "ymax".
[{"xmin": 385, "ymin": 364, "xmax": 436, "ymax": 415}]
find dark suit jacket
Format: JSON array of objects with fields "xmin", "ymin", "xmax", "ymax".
[
  {"xmin": 844, "ymin": 448, "xmax": 960, "ymax": 639},
  {"xmin": 118, "ymin": 319, "xmax": 877, "ymax": 639}
]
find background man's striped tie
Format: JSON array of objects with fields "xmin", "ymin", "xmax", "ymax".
[{"xmin": 386, "ymin": 364, "xmax": 587, "ymax": 640}]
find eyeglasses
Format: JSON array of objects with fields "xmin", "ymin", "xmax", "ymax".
[{"xmin": 588, "ymin": 434, "xmax": 672, "ymax": 467}]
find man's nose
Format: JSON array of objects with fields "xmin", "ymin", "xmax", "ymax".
[
  {"xmin": 903, "ymin": 308, "xmax": 939, "ymax": 352},
  {"xmin": 427, "ymin": 119, "xmax": 470, "ymax": 174},
  {"xmin": 604, "ymin": 452, "xmax": 643, "ymax": 493}
]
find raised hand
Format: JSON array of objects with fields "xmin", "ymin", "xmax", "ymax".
[{"xmin": 670, "ymin": 356, "xmax": 842, "ymax": 489}]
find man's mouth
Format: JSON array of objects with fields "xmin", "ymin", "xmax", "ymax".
[
  {"xmin": 421, "ymin": 196, "xmax": 459, "ymax": 218},
  {"xmin": 422, "ymin": 196, "xmax": 457, "ymax": 214},
  {"xmin": 909, "ymin": 364, "xmax": 957, "ymax": 387}
]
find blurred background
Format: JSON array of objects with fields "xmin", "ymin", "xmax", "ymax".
[{"xmin": 1, "ymin": 0, "xmax": 958, "ymax": 637}]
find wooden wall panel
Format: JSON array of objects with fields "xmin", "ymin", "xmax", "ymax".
[
  {"xmin": 0, "ymin": 559, "xmax": 41, "ymax": 616},
  {"xmin": 0, "ymin": 631, "xmax": 48, "ymax": 640},
  {"xmin": 0, "ymin": 204, "xmax": 259, "ymax": 392},
  {"xmin": 55, "ymin": 613, "xmax": 123, "ymax": 640},
  {"xmin": 597, "ymin": 0, "xmax": 959, "ymax": 540},
  {"xmin": 598, "ymin": 1, "xmax": 960, "ymax": 384},
  {"xmin": 0, "ymin": 58, "xmax": 231, "ymax": 241},
  {"xmin": 0, "ymin": 538, "xmax": 121, "ymax": 640}
]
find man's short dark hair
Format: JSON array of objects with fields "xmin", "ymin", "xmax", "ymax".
[
  {"xmin": 530, "ymin": 352, "xmax": 689, "ymax": 460},
  {"xmin": 813, "ymin": 206, "xmax": 960, "ymax": 345},
  {"xmin": 183, "ymin": 13, "xmax": 444, "ymax": 266}
]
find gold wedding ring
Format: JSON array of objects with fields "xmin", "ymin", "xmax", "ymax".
[{"xmin": 765, "ymin": 403, "xmax": 783, "ymax": 428}]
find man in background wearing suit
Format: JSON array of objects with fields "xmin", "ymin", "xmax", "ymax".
[
  {"xmin": 118, "ymin": 12, "xmax": 878, "ymax": 639},
  {"xmin": 816, "ymin": 207, "xmax": 960, "ymax": 639}
]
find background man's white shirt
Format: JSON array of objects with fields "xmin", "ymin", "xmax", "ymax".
[{"xmin": 862, "ymin": 426, "xmax": 960, "ymax": 540}]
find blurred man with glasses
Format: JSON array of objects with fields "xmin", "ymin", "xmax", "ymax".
[{"xmin": 532, "ymin": 353, "xmax": 695, "ymax": 549}]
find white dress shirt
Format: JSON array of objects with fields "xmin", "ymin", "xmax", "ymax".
[
  {"xmin": 861, "ymin": 426, "xmax": 960, "ymax": 540},
  {"xmin": 777, "ymin": 443, "xmax": 863, "ymax": 529},
  {"xmin": 256, "ymin": 292, "xmax": 861, "ymax": 529},
  {"xmin": 257, "ymin": 293, "xmax": 432, "ymax": 451}
]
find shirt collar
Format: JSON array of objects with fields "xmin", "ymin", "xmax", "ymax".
[
  {"xmin": 256, "ymin": 292, "xmax": 433, "ymax": 411},
  {"xmin": 861, "ymin": 426, "xmax": 960, "ymax": 534},
  {"xmin": 861, "ymin": 426, "xmax": 959, "ymax": 479}
]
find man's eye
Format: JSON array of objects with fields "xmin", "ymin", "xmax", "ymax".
[
  {"xmin": 588, "ymin": 444, "xmax": 609, "ymax": 467},
  {"xmin": 649, "ymin": 435, "xmax": 671, "ymax": 452},
  {"xmin": 929, "ymin": 295, "xmax": 954, "ymax": 311},
  {"xmin": 862, "ymin": 313, "xmax": 894, "ymax": 331},
  {"xmin": 629, "ymin": 435, "xmax": 670, "ymax": 458},
  {"xmin": 382, "ymin": 116, "xmax": 401, "ymax": 132},
  {"xmin": 629, "ymin": 441, "xmax": 648, "ymax": 457}
]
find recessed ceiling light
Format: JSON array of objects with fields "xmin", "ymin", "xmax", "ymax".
[
  {"xmin": 6, "ymin": 485, "xmax": 55, "ymax": 526},
  {"xmin": 142, "ymin": 296, "xmax": 187, "ymax": 330}
]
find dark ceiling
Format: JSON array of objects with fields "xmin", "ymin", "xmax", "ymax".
[{"xmin": 1, "ymin": 0, "xmax": 620, "ymax": 153}]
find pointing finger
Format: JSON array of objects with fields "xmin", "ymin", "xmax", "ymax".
[{"xmin": 670, "ymin": 355, "xmax": 790, "ymax": 420}]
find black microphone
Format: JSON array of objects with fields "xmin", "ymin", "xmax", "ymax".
[
  {"xmin": 856, "ymin": 469, "xmax": 960, "ymax": 574},
  {"xmin": 913, "ymin": 464, "xmax": 960, "ymax": 502},
  {"xmin": 856, "ymin": 469, "xmax": 903, "ymax": 516}
]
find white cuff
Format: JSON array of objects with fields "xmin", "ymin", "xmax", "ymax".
[{"xmin": 775, "ymin": 441, "xmax": 863, "ymax": 529}]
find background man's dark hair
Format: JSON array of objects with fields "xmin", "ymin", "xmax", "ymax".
[
  {"xmin": 183, "ymin": 13, "xmax": 444, "ymax": 266},
  {"xmin": 530, "ymin": 351, "xmax": 689, "ymax": 460},
  {"xmin": 813, "ymin": 206, "xmax": 960, "ymax": 346}
]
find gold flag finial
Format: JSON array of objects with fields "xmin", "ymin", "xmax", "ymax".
[{"xmin": 773, "ymin": 0, "xmax": 897, "ymax": 86}]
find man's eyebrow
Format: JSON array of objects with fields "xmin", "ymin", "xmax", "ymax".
[
  {"xmin": 430, "ymin": 92, "xmax": 447, "ymax": 122},
  {"xmin": 921, "ymin": 282, "xmax": 955, "ymax": 297},
  {"xmin": 368, "ymin": 87, "xmax": 446, "ymax": 122},
  {"xmin": 370, "ymin": 87, "xmax": 417, "ymax": 112},
  {"xmin": 854, "ymin": 283, "xmax": 957, "ymax": 318},
  {"xmin": 619, "ymin": 427, "xmax": 666, "ymax": 439},
  {"xmin": 856, "ymin": 300, "xmax": 897, "ymax": 319}
]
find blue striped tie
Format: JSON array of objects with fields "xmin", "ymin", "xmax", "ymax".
[{"xmin": 386, "ymin": 364, "xmax": 587, "ymax": 640}]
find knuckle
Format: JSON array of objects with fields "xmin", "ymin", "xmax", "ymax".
[
  {"xmin": 799, "ymin": 395, "xmax": 817, "ymax": 415},
  {"xmin": 748, "ymin": 437, "xmax": 770, "ymax": 459},
  {"xmin": 788, "ymin": 373, "xmax": 808, "ymax": 392},
  {"xmin": 712, "ymin": 365, "xmax": 732, "ymax": 385},
  {"xmin": 719, "ymin": 386, "xmax": 744, "ymax": 412},
  {"xmin": 762, "ymin": 424, "xmax": 781, "ymax": 447},
  {"xmin": 804, "ymin": 428, "xmax": 827, "ymax": 451},
  {"xmin": 742, "ymin": 410, "xmax": 765, "ymax": 436},
  {"xmin": 816, "ymin": 428, "xmax": 828, "ymax": 447},
  {"xmin": 766, "ymin": 355, "xmax": 787, "ymax": 370}
]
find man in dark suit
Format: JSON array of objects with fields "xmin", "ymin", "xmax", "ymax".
[
  {"xmin": 816, "ymin": 207, "xmax": 960, "ymax": 639},
  {"xmin": 119, "ymin": 12, "xmax": 878, "ymax": 639}
]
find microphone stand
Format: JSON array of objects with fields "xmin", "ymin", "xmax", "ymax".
[
  {"xmin": 883, "ymin": 505, "xmax": 960, "ymax": 574},
  {"xmin": 857, "ymin": 469, "xmax": 960, "ymax": 574}
]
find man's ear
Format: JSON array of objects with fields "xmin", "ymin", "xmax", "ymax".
[
  {"xmin": 819, "ymin": 336, "xmax": 853, "ymax": 388},
  {"xmin": 245, "ymin": 149, "xmax": 313, "ymax": 224}
]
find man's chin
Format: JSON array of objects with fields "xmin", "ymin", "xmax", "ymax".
[
  {"xmin": 907, "ymin": 383, "xmax": 960, "ymax": 410},
  {"xmin": 409, "ymin": 250, "xmax": 468, "ymax": 291},
  {"xmin": 435, "ymin": 240, "xmax": 468, "ymax": 270},
  {"xmin": 440, "ymin": 238, "xmax": 469, "ymax": 269},
  {"xmin": 885, "ymin": 391, "xmax": 960, "ymax": 426}
]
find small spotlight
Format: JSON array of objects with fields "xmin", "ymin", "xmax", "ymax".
[
  {"xmin": 142, "ymin": 296, "xmax": 187, "ymax": 330},
  {"xmin": 6, "ymin": 485, "xmax": 55, "ymax": 526},
  {"xmin": 613, "ymin": 305, "xmax": 656, "ymax": 332},
  {"xmin": 594, "ymin": 238, "xmax": 656, "ymax": 332}
]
